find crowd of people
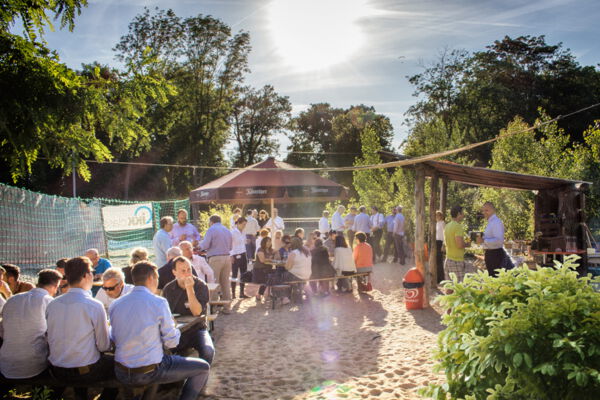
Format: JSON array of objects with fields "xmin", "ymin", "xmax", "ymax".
[{"xmin": 0, "ymin": 201, "xmax": 506, "ymax": 399}]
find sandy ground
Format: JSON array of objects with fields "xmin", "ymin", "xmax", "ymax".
[{"xmin": 193, "ymin": 260, "xmax": 446, "ymax": 400}]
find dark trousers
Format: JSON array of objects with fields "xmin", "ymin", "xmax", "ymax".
[
  {"xmin": 436, "ymin": 240, "xmax": 444, "ymax": 283},
  {"xmin": 51, "ymin": 354, "xmax": 118, "ymax": 400},
  {"xmin": 336, "ymin": 271, "xmax": 355, "ymax": 292},
  {"xmin": 485, "ymin": 248, "xmax": 504, "ymax": 277},
  {"xmin": 245, "ymin": 234, "xmax": 256, "ymax": 261},
  {"xmin": 175, "ymin": 328, "xmax": 215, "ymax": 365},
  {"xmin": 347, "ymin": 230, "xmax": 356, "ymax": 248},
  {"xmin": 383, "ymin": 232, "xmax": 397, "ymax": 261},
  {"xmin": 370, "ymin": 229, "xmax": 383, "ymax": 261},
  {"xmin": 231, "ymin": 253, "xmax": 248, "ymax": 297},
  {"xmin": 394, "ymin": 234, "xmax": 406, "ymax": 265}
]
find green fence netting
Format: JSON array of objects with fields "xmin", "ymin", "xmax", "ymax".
[{"xmin": 0, "ymin": 183, "xmax": 189, "ymax": 277}]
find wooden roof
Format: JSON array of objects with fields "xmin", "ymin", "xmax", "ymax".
[{"xmin": 379, "ymin": 151, "xmax": 590, "ymax": 191}]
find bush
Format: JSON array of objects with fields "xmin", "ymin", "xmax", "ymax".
[{"xmin": 421, "ymin": 256, "xmax": 600, "ymax": 400}]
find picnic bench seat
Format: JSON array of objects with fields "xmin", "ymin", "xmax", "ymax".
[{"xmin": 268, "ymin": 272, "xmax": 372, "ymax": 309}]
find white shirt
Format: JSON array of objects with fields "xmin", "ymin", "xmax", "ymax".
[
  {"xmin": 46, "ymin": 288, "xmax": 111, "ymax": 368},
  {"xmin": 191, "ymin": 254, "xmax": 215, "ymax": 283},
  {"xmin": 352, "ymin": 212, "xmax": 372, "ymax": 234},
  {"xmin": 331, "ymin": 212, "xmax": 345, "ymax": 231},
  {"xmin": 0, "ymin": 288, "xmax": 53, "ymax": 378},
  {"xmin": 230, "ymin": 214, "xmax": 241, "ymax": 229},
  {"xmin": 230, "ymin": 227, "xmax": 246, "ymax": 256},
  {"xmin": 266, "ymin": 216, "xmax": 285, "ymax": 232},
  {"xmin": 436, "ymin": 220, "xmax": 445, "ymax": 241},
  {"xmin": 370, "ymin": 213, "xmax": 384, "ymax": 231},
  {"xmin": 95, "ymin": 283, "xmax": 134, "ymax": 311},
  {"xmin": 319, "ymin": 217, "xmax": 330, "ymax": 237},
  {"xmin": 288, "ymin": 249, "xmax": 312, "ymax": 280},
  {"xmin": 483, "ymin": 214, "xmax": 505, "ymax": 250},
  {"xmin": 110, "ymin": 286, "xmax": 180, "ymax": 368},
  {"xmin": 393, "ymin": 213, "xmax": 405, "ymax": 235},
  {"xmin": 333, "ymin": 247, "xmax": 356, "ymax": 273},
  {"xmin": 243, "ymin": 216, "xmax": 260, "ymax": 236}
]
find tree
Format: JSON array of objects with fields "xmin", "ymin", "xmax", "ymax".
[
  {"xmin": 0, "ymin": 1, "xmax": 173, "ymax": 184},
  {"xmin": 114, "ymin": 8, "xmax": 251, "ymax": 194},
  {"xmin": 229, "ymin": 85, "xmax": 291, "ymax": 167},
  {"xmin": 286, "ymin": 104, "xmax": 394, "ymax": 193}
]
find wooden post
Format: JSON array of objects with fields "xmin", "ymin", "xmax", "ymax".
[
  {"xmin": 440, "ymin": 178, "xmax": 447, "ymax": 217},
  {"xmin": 429, "ymin": 172, "xmax": 439, "ymax": 288},
  {"xmin": 414, "ymin": 166, "xmax": 429, "ymax": 307}
]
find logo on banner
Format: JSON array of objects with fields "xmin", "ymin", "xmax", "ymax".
[
  {"xmin": 246, "ymin": 188, "xmax": 267, "ymax": 195},
  {"xmin": 311, "ymin": 187, "xmax": 329, "ymax": 194},
  {"xmin": 102, "ymin": 203, "xmax": 153, "ymax": 232}
]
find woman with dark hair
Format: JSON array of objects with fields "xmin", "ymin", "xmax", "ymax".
[
  {"xmin": 353, "ymin": 231, "xmax": 373, "ymax": 291},
  {"xmin": 304, "ymin": 230, "xmax": 320, "ymax": 250},
  {"xmin": 333, "ymin": 235, "xmax": 356, "ymax": 292},
  {"xmin": 310, "ymin": 239, "xmax": 336, "ymax": 296},
  {"xmin": 257, "ymin": 210, "xmax": 270, "ymax": 229},
  {"xmin": 253, "ymin": 236, "xmax": 275, "ymax": 301}
]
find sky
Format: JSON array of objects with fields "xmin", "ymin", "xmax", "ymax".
[{"xmin": 37, "ymin": 0, "xmax": 600, "ymax": 155}]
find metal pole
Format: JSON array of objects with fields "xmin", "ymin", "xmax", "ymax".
[{"xmin": 72, "ymin": 155, "xmax": 77, "ymax": 198}]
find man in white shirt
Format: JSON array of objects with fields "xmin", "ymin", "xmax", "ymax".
[
  {"xmin": 370, "ymin": 206, "xmax": 385, "ymax": 262},
  {"xmin": 94, "ymin": 268, "xmax": 134, "ymax": 311},
  {"xmin": 179, "ymin": 241, "xmax": 214, "ymax": 283},
  {"xmin": 229, "ymin": 208, "xmax": 242, "ymax": 229},
  {"xmin": 476, "ymin": 202, "xmax": 505, "ymax": 277},
  {"xmin": 0, "ymin": 269, "xmax": 61, "ymax": 382},
  {"xmin": 243, "ymin": 209, "xmax": 260, "ymax": 260},
  {"xmin": 352, "ymin": 206, "xmax": 372, "ymax": 237},
  {"xmin": 266, "ymin": 208, "xmax": 285, "ymax": 233},
  {"xmin": 230, "ymin": 218, "xmax": 249, "ymax": 299},
  {"xmin": 394, "ymin": 206, "xmax": 406, "ymax": 265},
  {"xmin": 344, "ymin": 206, "xmax": 358, "ymax": 247},
  {"xmin": 319, "ymin": 210, "xmax": 331, "ymax": 239},
  {"xmin": 331, "ymin": 205, "xmax": 345, "ymax": 232},
  {"xmin": 46, "ymin": 257, "xmax": 117, "ymax": 400}
]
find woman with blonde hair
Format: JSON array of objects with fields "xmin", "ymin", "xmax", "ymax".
[{"xmin": 122, "ymin": 247, "xmax": 149, "ymax": 284}]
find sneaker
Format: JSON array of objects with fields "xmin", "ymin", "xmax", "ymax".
[{"xmin": 240, "ymin": 294, "xmax": 250, "ymax": 299}]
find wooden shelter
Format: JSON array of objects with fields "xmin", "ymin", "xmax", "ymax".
[{"xmin": 380, "ymin": 151, "xmax": 591, "ymax": 307}]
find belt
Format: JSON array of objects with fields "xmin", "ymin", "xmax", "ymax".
[
  {"xmin": 208, "ymin": 254, "xmax": 229, "ymax": 259},
  {"xmin": 52, "ymin": 363, "xmax": 94, "ymax": 375},
  {"xmin": 116, "ymin": 362, "xmax": 158, "ymax": 375}
]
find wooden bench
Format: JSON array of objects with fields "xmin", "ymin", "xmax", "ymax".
[
  {"xmin": 268, "ymin": 272, "xmax": 372, "ymax": 309},
  {"xmin": 0, "ymin": 375, "xmax": 158, "ymax": 400}
]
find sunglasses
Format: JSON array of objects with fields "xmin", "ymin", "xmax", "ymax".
[{"xmin": 102, "ymin": 282, "xmax": 121, "ymax": 291}]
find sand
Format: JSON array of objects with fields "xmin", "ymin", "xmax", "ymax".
[{"xmin": 195, "ymin": 260, "xmax": 446, "ymax": 400}]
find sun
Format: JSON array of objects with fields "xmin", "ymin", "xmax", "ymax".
[{"xmin": 267, "ymin": 0, "xmax": 370, "ymax": 72}]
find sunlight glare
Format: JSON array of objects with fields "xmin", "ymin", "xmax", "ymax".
[{"xmin": 267, "ymin": 0, "xmax": 370, "ymax": 72}]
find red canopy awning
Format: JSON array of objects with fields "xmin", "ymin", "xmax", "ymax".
[{"xmin": 190, "ymin": 157, "xmax": 348, "ymax": 204}]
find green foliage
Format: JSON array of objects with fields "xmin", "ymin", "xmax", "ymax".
[
  {"xmin": 286, "ymin": 103, "xmax": 394, "ymax": 195},
  {"xmin": 197, "ymin": 204, "xmax": 235, "ymax": 232},
  {"xmin": 421, "ymin": 256, "xmax": 600, "ymax": 400},
  {"xmin": 114, "ymin": 7, "xmax": 251, "ymax": 194},
  {"xmin": 229, "ymin": 85, "xmax": 292, "ymax": 167},
  {"xmin": 353, "ymin": 126, "xmax": 395, "ymax": 210}
]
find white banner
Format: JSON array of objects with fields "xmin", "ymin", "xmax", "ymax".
[{"xmin": 101, "ymin": 203, "xmax": 153, "ymax": 232}]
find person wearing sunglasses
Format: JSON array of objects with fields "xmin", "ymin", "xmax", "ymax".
[{"xmin": 95, "ymin": 268, "xmax": 134, "ymax": 311}]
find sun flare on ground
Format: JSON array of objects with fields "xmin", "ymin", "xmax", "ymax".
[{"xmin": 267, "ymin": 0, "xmax": 371, "ymax": 72}]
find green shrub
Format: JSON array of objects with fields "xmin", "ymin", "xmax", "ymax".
[{"xmin": 421, "ymin": 256, "xmax": 600, "ymax": 400}]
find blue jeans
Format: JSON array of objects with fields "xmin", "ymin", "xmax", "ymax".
[
  {"xmin": 176, "ymin": 329, "xmax": 215, "ymax": 365},
  {"xmin": 115, "ymin": 355, "xmax": 209, "ymax": 400}
]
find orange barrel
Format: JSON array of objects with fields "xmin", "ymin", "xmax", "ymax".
[{"xmin": 402, "ymin": 267, "xmax": 424, "ymax": 310}]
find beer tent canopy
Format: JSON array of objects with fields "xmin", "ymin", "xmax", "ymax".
[{"xmin": 189, "ymin": 157, "xmax": 348, "ymax": 205}]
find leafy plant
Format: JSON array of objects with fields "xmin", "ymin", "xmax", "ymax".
[{"xmin": 421, "ymin": 256, "xmax": 600, "ymax": 399}]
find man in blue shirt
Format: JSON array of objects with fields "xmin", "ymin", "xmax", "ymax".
[
  {"xmin": 383, "ymin": 207, "xmax": 398, "ymax": 263},
  {"xmin": 85, "ymin": 248, "xmax": 112, "ymax": 280},
  {"xmin": 153, "ymin": 216, "xmax": 174, "ymax": 267},
  {"xmin": 199, "ymin": 215, "xmax": 232, "ymax": 314},
  {"xmin": 47, "ymin": 257, "xmax": 118, "ymax": 400},
  {"xmin": 394, "ymin": 206, "xmax": 406, "ymax": 265},
  {"xmin": 110, "ymin": 262, "xmax": 209, "ymax": 400}
]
